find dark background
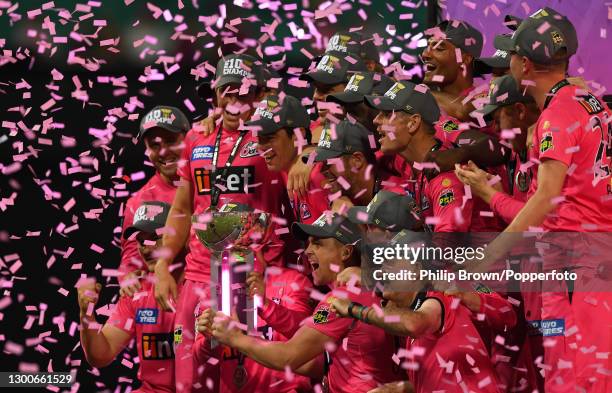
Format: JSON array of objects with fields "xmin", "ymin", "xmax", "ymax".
[{"xmin": 0, "ymin": 1, "xmax": 431, "ymax": 391}]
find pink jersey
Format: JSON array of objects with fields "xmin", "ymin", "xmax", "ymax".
[
  {"xmin": 194, "ymin": 268, "xmax": 313, "ymax": 392},
  {"xmin": 530, "ymin": 81, "xmax": 612, "ymax": 231},
  {"xmin": 177, "ymin": 127, "xmax": 288, "ymax": 282},
  {"xmin": 120, "ymin": 173, "xmax": 177, "ymax": 274},
  {"xmin": 304, "ymin": 288, "xmax": 401, "ymax": 393},
  {"xmin": 405, "ymin": 291, "xmax": 501, "ymax": 393},
  {"xmin": 281, "ymin": 163, "xmax": 329, "ymax": 225},
  {"xmin": 490, "ymin": 150, "xmax": 535, "ymax": 224},
  {"xmin": 413, "ymin": 168, "xmax": 473, "ymax": 233},
  {"xmin": 434, "ymin": 114, "xmax": 464, "ymax": 145},
  {"xmin": 108, "ymin": 279, "xmax": 180, "ymax": 393}
]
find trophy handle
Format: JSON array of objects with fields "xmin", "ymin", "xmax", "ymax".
[{"xmin": 209, "ymin": 250, "xmax": 223, "ymax": 349}]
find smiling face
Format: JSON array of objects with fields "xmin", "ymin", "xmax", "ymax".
[
  {"xmin": 257, "ymin": 129, "xmax": 298, "ymax": 172},
  {"xmin": 136, "ymin": 232, "xmax": 163, "ymax": 272},
  {"xmin": 305, "ymin": 236, "xmax": 347, "ymax": 286},
  {"xmin": 320, "ymin": 153, "xmax": 369, "ymax": 199},
  {"xmin": 215, "ymin": 85, "xmax": 261, "ymax": 131},
  {"xmin": 421, "ymin": 39, "xmax": 464, "ymax": 86},
  {"xmin": 143, "ymin": 128, "xmax": 185, "ymax": 182},
  {"xmin": 373, "ymin": 110, "xmax": 414, "ymax": 154}
]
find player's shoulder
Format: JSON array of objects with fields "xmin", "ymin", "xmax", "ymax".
[{"xmin": 547, "ymin": 84, "xmax": 608, "ymax": 121}]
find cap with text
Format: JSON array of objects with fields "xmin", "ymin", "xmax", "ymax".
[
  {"xmin": 138, "ymin": 106, "xmax": 190, "ymax": 139},
  {"xmin": 365, "ymin": 81, "xmax": 441, "ymax": 125},
  {"xmin": 432, "ymin": 20, "xmax": 484, "ymax": 58},
  {"xmin": 246, "ymin": 95, "xmax": 310, "ymax": 136},
  {"xmin": 311, "ymin": 120, "xmax": 374, "ymax": 162},
  {"xmin": 123, "ymin": 201, "xmax": 171, "ymax": 239},
  {"xmin": 302, "ymin": 53, "xmax": 367, "ymax": 85},
  {"xmin": 347, "ymin": 190, "xmax": 420, "ymax": 231},
  {"xmin": 214, "ymin": 54, "xmax": 264, "ymax": 90},
  {"xmin": 327, "ymin": 72, "xmax": 395, "ymax": 104},
  {"xmin": 325, "ymin": 31, "xmax": 379, "ymax": 62},
  {"xmin": 478, "ymin": 75, "xmax": 534, "ymax": 117}
]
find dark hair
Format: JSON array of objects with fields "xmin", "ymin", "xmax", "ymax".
[{"xmin": 345, "ymin": 243, "xmax": 362, "ymax": 268}]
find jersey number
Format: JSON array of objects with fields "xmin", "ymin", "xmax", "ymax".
[{"xmin": 592, "ymin": 115, "xmax": 612, "ymax": 181}]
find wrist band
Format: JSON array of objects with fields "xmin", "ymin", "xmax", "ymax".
[
  {"xmin": 361, "ymin": 307, "xmax": 370, "ymax": 323},
  {"xmin": 347, "ymin": 302, "xmax": 357, "ymax": 318}
]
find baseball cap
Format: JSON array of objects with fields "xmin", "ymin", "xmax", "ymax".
[
  {"xmin": 365, "ymin": 81, "xmax": 441, "ymax": 125},
  {"xmin": 302, "ymin": 53, "xmax": 367, "ymax": 85},
  {"xmin": 475, "ymin": 45, "xmax": 511, "ymax": 74},
  {"xmin": 494, "ymin": 7, "xmax": 578, "ymax": 65},
  {"xmin": 477, "ymin": 75, "xmax": 534, "ymax": 117},
  {"xmin": 123, "ymin": 201, "xmax": 171, "ymax": 239},
  {"xmin": 434, "ymin": 20, "xmax": 484, "ymax": 58},
  {"xmin": 246, "ymin": 95, "xmax": 310, "ymax": 136},
  {"xmin": 213, "ymin": 54, "xmax": 264, "ymax": 90},
  {"xmin": 310, "ymin": 120, "xmax": 374, "ymax": 162},
  {"xmin": 138, "ymin": 106, "xmax": 190, "ymax": 139},
  {"xmin": 325, "ymin": 31, "xmax": 379, "ymax": 62},
  {"xmin": 326, "ymin": 72, "xmax": 395, "ymax": 104},
  {"xmin": 292, "ymin": 212, "xmax": 361, "ymax": 245},
  {"xmin": 347, "ymin": 190, "xmax": 420, "ymax": 231}
]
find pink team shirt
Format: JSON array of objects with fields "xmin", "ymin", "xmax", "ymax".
[
  {"xmin": 194, "ymin": 267, "xmax": 313, "ymax": 392},
  {"xmin": 108, "ymin": 279, "xmax": 180, "ymax": 393},
  {"xmin": 304, "ymin": 288, "xmax": 401, "ymax": 393},
  {"xmin": 120, "ymin": 173, "xmax": 177, "ymax": 274},
  {"xmin": 405, "ymin": 291, "xmax": 501, "ymax": 393},
  {"xmin": 177, "ymin": 127, "xmax": 288, "ymax": 282},
  {"xmin": 490, "ymin": 151, "xmax": 535, "ymax": 224},
  {"xmin": 530, "ymin": 82, "xmax": 612, "ymax": 231},
  {"xmin": 280, "ymin": 163, "xmax": 329, "ymax": 224}
]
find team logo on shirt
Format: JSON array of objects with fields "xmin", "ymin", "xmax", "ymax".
[
  {"xmin": 191, "ymin": 145, "xmax": 214, "ymax": 161},
  {"xmin": 577, "ymin": 93, "xmax": 604, "ymax": 114},
  {"xmin": 442, "ymin": 120, "xmax": 459, "ymax": 132},
  {"xmin": 142, "ymin": 333, "xmax": 175, "ymax": 360},
  {"xmin": 239, "ymin": 141, "xmax": 259, "ymax": 158},
  {"xmin": 173, "ymin": 325, "xmax": 183, "ymax": 345},
  {"xmin": 193, "ymin": 166, "xmax": 256, "ymax": 195},
  {"xmin": 540, "ymin": 132, "xmax": 554, "ymax": 153},
  {"xmin": 516, "ymin": 170, "xmax": 531, "ymax": 193},
  {"xmin": 313, "ymin": 304, "xmax": 332, "ymax": 324},
  {"xmin": 136, "ymin": 308, "xmax": 159, "ymax": 324},
  {"xmin": 438, "ymin": 189, "xmax": 455, "ymax": 207},
  {"xmin": 301, "ymin": 202, "xmax": 312, "ymax": 219}
]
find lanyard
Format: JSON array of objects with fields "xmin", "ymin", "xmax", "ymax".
[
  {"xmin": 416, "ymin": 139, "xmax": 443, "ymax": 213},
  {"xmin": 543, "ymin": 79, "xmax": 570, "ymax": 109},
  {"xmin": 210, "ymin": 126, "xmax": 247, "ymax": 208}
]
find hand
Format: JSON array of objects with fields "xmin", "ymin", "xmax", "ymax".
[
  {"xmin": 246, "ymin": 271, "xmax": 268, "ymax": 307},
  {"xmin": 336, "ymin": 267, "xmax": 362, "ymax": 287},
  {"xmin": 444, "ymin": 290, "xmax": 482, "ymax": 313},
  {"xmin": 454, "ymin": 161, "xmax": 497, "ymax": 203},
  {"xmin": 119, "ymin": 270, "xmax": 143, "ymax": 298},
  {"xmin": 77, "ymin": 279, "xmax": 101, "ymax": 316},
  {"xmin": 329, "ymin": 297, "xmax": 351, "ymax": 318},
  {"xmin": 211, "ymin": 311, "xmax": 244, "ymax": 345},
  {"xmin": 195, "ymin": 111, "xmax": 221, "ymax": 136},
  {"xmin": 154, "ymin": 263, "xmax": 178, "ymax": 311},
  {"xmin": 196, "ymin": 308, "xmax": 215, "ymax": 336},
  {"xmin": 287, "ymin": 156, "xmax": 313, "ymax": 200},
  {"xmin": 368, "ymin": 381, "xmax": 414, "ymax": 393}
]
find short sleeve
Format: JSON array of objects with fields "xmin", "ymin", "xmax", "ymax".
[
  {"xmin": 427, "ymin": 174, "xmax": 472, "ymax": 232},
  {"xmin": 534, "ymin": 110, "xmax": 578, "ymax": 167},
  {"xmin": 303, "ymin": 294, "xmax": 353, "ymax": 341},
  {"xmin": 423, "ymin": 292, "xmax": 455, "ymax": 335},
  {"xmin": 177, "ymin": 130, "xmax": 194, "ymax": 182},
  {"xmin": 107, "ymin": 296, "xmax": 136, "ymax": 334}
]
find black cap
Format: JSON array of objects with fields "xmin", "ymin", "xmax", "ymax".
[
  {"xmin": 139, "ymin": 106, "xmax": 190, "ymax": 139},
  {"xmin": 365, "ymin": 81, "xmax": 441, "ymax": 126},
  {"xmin": 246, "ymin": 95, "xmax": 310, "ymax": 136},
  {"xmin": 123, "ymin": 201, "xmax": 171, "ymax": 239},
  {"xmin": 347, "ymin": 190, "xmax": 420, "ymax": 231},
  {"xmin": 311, "ymin": 120, "xmax": 374, "ymax": 162},
  {"xmin": 302, "ymin": 53, "xmax": 367, "ymax": 85},
  {"xmin": 435, "ymin": 20, "xmax": 484, "ymax": 58},
  {"xmin": 504, "ymin": 15, "xmax": 523, "ymax": 31},
  {"xmin": 292, "ymin": 212, "xmax": 361, "ymax": 245},
  {"xmin": 325, "ymin": 31, "xmax": 379, "ymax": 62},
  {"xmin": 327, "ymin": 72, "xmax": 395, "ymax": 104},
  {"xmin": 478, "ymin": 75, "xmax": 534, "ymax": 117},
  {"xmin": 476, "ymin": 45, "xmax": 511, "ymax": 74},
  {"xmin": 213, "ymin": 54, "xmax": 264, "ymax": 90},
  {"xmin": 494, "ymin": 7, "xmax": 578, "ymax": 65}
]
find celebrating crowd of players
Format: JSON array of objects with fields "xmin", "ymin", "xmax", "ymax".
[{"xmin": 76, "ymin": 7, "xmax": 612, "ymax": 393}]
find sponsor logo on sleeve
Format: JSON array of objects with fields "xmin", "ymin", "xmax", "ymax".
[
  {"xmin": 191, "ymin": 145, "xmax": 214, "ymax": 161},
  {"xmin": 442, "ymin": 120, "xmax": 460, "ymax": 133},
  {"xmin": 173, "ymin": 325, "xmax": 183, "ymax": 345},
  {"xmin": 136, "ymin": 308, "xmax": 159, "ymax": 324},
  {"xmin": 313, "ymin": 304, "xmax": 331, "ymax": 324},
  {"xmin": 142, "ymin": 333, "xmax": 175, "ymax": 360},
  {"xmin": 438, "ymin": 189, "xmax": 455, "ymax": 207},
  {"xmin": 577, "ymin": 93, "xmax": 604, "ymax": 114},
  {"xmin": 540, "ymin": 132, "xmax": 554, "ymax": 153}
]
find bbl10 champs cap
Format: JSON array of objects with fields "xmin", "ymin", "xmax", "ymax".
[
  {"xmin": 138, "ymin": 106, "xmax": 190, "ymax": 139},
  {"xmin": 301, "ymin": 53, "xmax": 367, "ymax": 85},
  {"xmin": 325, "ymin": 31, "xmax": 379, "ymax": 63},
  {"xmin": 478, "ymin": 75, "xmax": 534, "ymax": 118},
  {"xmin": 310, "ymin": 120, "xmax": 374, "ymax": 162},
  {"xmin": 246, "ymin": 95, "xmax": 310, "ymax": 136},
  {"xmin": 123, "ymin": 201, "xmax": 171, "ymax": 239},
  {"xmin": 347, "ymin": 190, "xmax": 420, "ymax": 231},
  {"xmin": 292, "ymin": 212, "xmax": 361, "ymax": 245},
  {"xmin": 327, "ymin": 72, "xmax": 395, "ymax": 104},
  {"xmin": 213, "ymin": 53, "xmax": 264, "ymax": 90},
  {"xmin": 365, "ymin": 81, "xmax": 441, "ymax": 126},
  {"xmin": 433, "ymin": 19, "xmax": 484, "ymax": 58}
]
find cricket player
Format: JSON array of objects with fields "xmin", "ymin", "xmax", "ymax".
[
  {"xmin": 494, "ymin": 7, "xmax": 612, "ymax": 392},
  {"xmin": 78, "ymin": 202, "xmax": 183, "ymax": 393},
  {"xmin": 154, "ymin": 53, "xmax": 289, "ymax": 393},
  {"xmin": 205, "ymin": 213, "xmax": 402, "ymax": 393}
]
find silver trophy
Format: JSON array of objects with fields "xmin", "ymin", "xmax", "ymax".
[{"xmin": 192, "ymin": 203, "xmax": 272, "ymax": 345}]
